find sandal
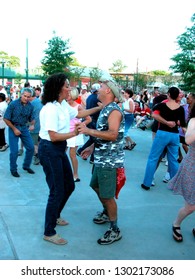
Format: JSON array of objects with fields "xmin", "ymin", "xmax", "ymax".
[
  {"xmin": 172, "ymin": 225, "xmax": 183, "ymax": 242},
  {"xmin": 123, "ymin": 146, "xmax": 129, "ymax": 150},
  {"xmin": 130, "ymin": 142, "xmax": 136, "ymax": 150},
  {"xmin": 192, "ymin": 228, "xmax": 195, "ymax": 237},
  {"xmin": 43, "ymin": 234, "xmax": 68, "ymax": 245},
  {"xmin": 56, "ymin": 217, "xmax": 69, "ymax": 226},
  {"xmin": 74, "ymin": 178, "xmax": 81, "ymax": 182}
]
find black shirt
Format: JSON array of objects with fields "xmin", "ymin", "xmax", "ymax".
[{"xmin": 153, "ymin": 102, "xmax": 186, "ymax": 133}]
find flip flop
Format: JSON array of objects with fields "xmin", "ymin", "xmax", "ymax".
[
  {"xmin": 56, "ymin": 217, "xmax": 69, "ymax": 226},
  {"xmin": 172, "ymin": 225, "xmax": 183, "ymax": 242},
  {"xmin": 43, "ymin": 234, "xmax": 68, "ymax": 245}
]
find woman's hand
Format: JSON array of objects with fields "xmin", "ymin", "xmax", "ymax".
[{"xmin": 76, "ymin": 122, "xmax": 89, "ymax": 135}]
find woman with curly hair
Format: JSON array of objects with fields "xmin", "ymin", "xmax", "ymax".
[{"xmin": 38, "ymin": 73, "xmax": 102, "ymax": 245}]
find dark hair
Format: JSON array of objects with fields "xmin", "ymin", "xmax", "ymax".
[
  {"xmin": 167, "ymin": 86, "xmax": 179, "ymax": 100},
  {"xmin": 24, "ymin": 81, "xmax": 30, "ymax": 87},
  {"xmin": 35, "ymin": 87, "xmax": 41, "ymax": 92},
  {"xmin": 125, "ymin": 88, "xmax": 134, "ymax": 98},
  {"xmin": 42, "ymin": 73, "xmax": 68, "ymax": 105},
  {"xmin": 0, "ymin": 92, "xmax": 6, "ymax": 101}
]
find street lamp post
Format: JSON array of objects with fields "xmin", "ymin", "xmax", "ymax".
[
  {"xmin": 1, "ymin": 59, "xmax": 5, "ymax": 86},
  {"xmin": 25, "ymin": 38, "xmax": 29, "ymax": 82},
  {"xmin": 126, "ymin": 75, "xmax": 129, "ymax": 88}
]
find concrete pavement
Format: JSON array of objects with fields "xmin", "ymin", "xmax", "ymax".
[{"xmin": 0, "ymin": 128, "xmax": 194, "ymax": 260}]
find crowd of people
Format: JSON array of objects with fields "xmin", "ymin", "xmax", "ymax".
[{"xmin": 0, "ymin": 76, "xmax": 195, "ymax": 246}]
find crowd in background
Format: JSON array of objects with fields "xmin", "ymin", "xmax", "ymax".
[{"xmin": 0, "ymin": 82, "xmax": 193, "ymax": 158}]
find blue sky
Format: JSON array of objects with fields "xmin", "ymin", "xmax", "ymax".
[{"xmin": 1, "ymin": 0, "xmax": 194, "ymax": 73}]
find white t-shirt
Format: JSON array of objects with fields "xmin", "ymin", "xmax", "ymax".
[
  {"xmin": 0, "ymin": 100, "xmax": 8, "ymax": 129},
  {"xmin": 39, "ymin": 100, "xmax": 77, "ymax": 141},
  {"xmin": 123, "ymin": 98, "xmax": 135, "ymax": 114}
]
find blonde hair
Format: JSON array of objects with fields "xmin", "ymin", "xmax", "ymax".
[{"xmin": 70, "ymin": 87, "xmax": 79, "ymax": 101}]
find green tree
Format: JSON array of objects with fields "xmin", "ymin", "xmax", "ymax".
[
  {"xmin": 70, "ymin": 66, "xmax": 86, "ymax": 87},
  {"xmin": 149, "ymin": 70, "xmax": 169, "ymax": 76},
  {"xmin": 109, "ymin": 59, "xmax": 127, "ymax": 87},
  {"xmin": 89, "ymin": 67, "xmax": 103, "ymax": 86},
  {"xmin": 133, "ymin": 73, "xmax": 148, "ymax": 92},
  {"xmin": 0, "ymin": 51, "xmax": 20, "ymax": 68},
  {"xmin": 170, "ymin": 13, "xmax": 195, "ymax": 91},
  {"xmin": 69, "ymin": 56, "xmax": 83, "ymax": 67},
  {"xmin": 109, "ymin": 59, "xmax": 127, "ymax": 73},
  {"xmin": 41, "ymin": 33, "xmax": 75, "ymax": 77},
  {"xmin": 14, "ymin": 73, "xmax": 23, "ymax": 86}
]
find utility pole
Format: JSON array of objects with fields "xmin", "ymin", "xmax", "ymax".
[
  {"xmin": 1, "ymin": 59, "xmax": 5, "ymax": 86},
  {"xmin": 134, "ymin": 58, "xmax": 139, "ymax": 93},
  {"xmin": 25, "ymin": 38, "xmax": 29, "ymax": 82}
]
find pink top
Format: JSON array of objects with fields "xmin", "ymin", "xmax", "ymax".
[{"xmin": 69, "ymin": 104, "xmax": 81, "ymax": 132}]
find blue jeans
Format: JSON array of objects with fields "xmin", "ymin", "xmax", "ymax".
[
  {"xmin": 124, "ymin": 114, "xmax": 134, "ymax": 137},
  {"xmin": 143, "ymin": 130, "xmax": 179, "ymax": 187},
  {"xmin": 38, "ymin": 139, "xmax": 75, "ymax": 236},
  {"xmin": 8, "ymin": 126, "xmax": 34, "ymax": 172}
]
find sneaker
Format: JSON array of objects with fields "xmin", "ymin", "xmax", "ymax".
[
  {"xmin": 33, "ymin": 155, "xmax": 40, "ymax": 165},
  {"xmin": 163, "ymin": 172, "xmax": 170, "ymax": 183},
  {"xmin": 93, "ymin": 211, "xmax": 109, "ymax": 224},
  {"xmin": 97, "ymin": 228, "xmax": 122, "ymax": 245},
  {"xmin": 151, "ymin": 180, "xmax": 155, "ymax": 186},
  {"xmin": 163, "ymin": 178, "xmax": 169, "ymax": 183},
  {"xmin": 0, "ymin": 145, "xmax": 8, "ymax": 152}
]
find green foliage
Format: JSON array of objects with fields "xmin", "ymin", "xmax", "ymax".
[
  {"xmin": 149, "ymin": 70, "xmax": 169, "ymax": 76},
  {"xmin": 70, "ymin": 66, "xmax": 86, "ymax": 85},
  {"xmin": 109, "ymin": 59, "xmax": 127, "ymax": 73},
  {"xmin": 89, "ymin": 67, "xmax": 103, "ymax": 85},
  {"xmin": 41, "ymin": 33, "xmax": 75, "ymax": 77},
  {"xmin": 133, "ymin": 73, "xmax": 148, "ymax": 92},
  {"xmin": 0, "ymin": 51, "xmax": 20, "ymax": 68},
  {"xmin": 69, "ymin": 57, "xmax": 83, "ymax": 67},
  {"xmin": 170, "ymin": 13, "xmax": 195, "ymax": 91},
  {"xmin": 14, "ymin": 73, "xmax": 23, "ymax": 85}
]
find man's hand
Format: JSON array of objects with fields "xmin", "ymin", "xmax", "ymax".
[
  {"xmin": 80, "ymin": 145, "xmax": 94, "ymax": 159},
  {"xmin": 77, "ymin": 123, "xmax": 90, "ymax": 135},
  {"xmin": 29, "ymin": 124, "xmax": 35, "ymax": 131},
  {"xmin": 13, "ymin": 127, "xmax": 21, "ymax": 136}
]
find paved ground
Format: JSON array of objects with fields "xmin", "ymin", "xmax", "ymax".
[{"xmin": 0, "ymin": 128, "xmax": 194, "ymax": 260}]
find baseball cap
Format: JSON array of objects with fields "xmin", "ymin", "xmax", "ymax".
[
  {"xmin": 99, "ymin": 78, "xmax": 123, "ymax": 102},
  {"xmin": 81, "ymin": 85, "xmax": 87, "ymax": 90},
  {"xmin": 91, "ymin": 83, "xmax": 100, "ymax": 93}
]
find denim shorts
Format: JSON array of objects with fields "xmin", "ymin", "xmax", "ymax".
[{"xmin": 90, "ymin": 166, "xmax": 116, "ymax": 199}]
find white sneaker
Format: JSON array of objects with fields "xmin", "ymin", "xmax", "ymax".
[
  {"xmin": 0, "ymin": 144, "xmax": 9, "ymax": 152},
  {"xmin": 163, "ymin": 172, "xmax": 170, "ymax": 183},
  {"xmin": 151, "ymin": 180, "xmax": 155, "ymax": 186}
]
